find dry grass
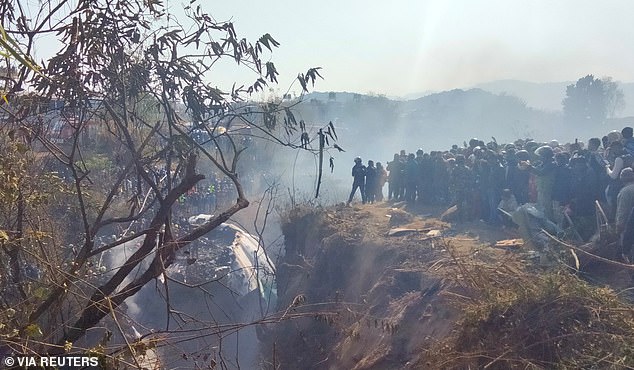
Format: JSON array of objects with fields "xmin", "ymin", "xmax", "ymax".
[
  {"xmin": 279, "ymin": 204, "xmax": 634, "ymax": 370},
  {"xmin": 426, "ymin": 253, "xmax": 634, "ymax": 370}
]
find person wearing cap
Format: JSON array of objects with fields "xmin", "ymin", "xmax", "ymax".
[
  {"xmin": 347, "ymin": 157, "xmax": 367, "ymax": 205},
  {"xmin": 507, "ymin": 149, "xmax": 530, "ymax": 205},
  {"xmin": 616, "ymin": 167, "xmax": 634, "ymax": 233}
]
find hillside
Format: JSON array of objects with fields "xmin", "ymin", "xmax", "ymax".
[
  {"xmin": 401, "ymin": 79, "xmax": 634, "ymax": 117},
  {"xmin": 474, "ymin": 80, "xmax": 570, "ymax": 112},
  {"xmin": 300, "ymin": 89, "xmax": 561, "ymax": 164},
  {"xmin": 263, "ymin": 202, "xmax": 634, "ymax": 369},
  {"xmin": 300, "ymin": 85, "xmax": 634, "ymax": 172}
]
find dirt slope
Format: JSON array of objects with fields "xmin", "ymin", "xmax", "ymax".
[
  {"xmin": 265, "ymin": 202, "xmax": 527, "ymax": 369},
  {"xmin": 263, "ymin": 202, "xmax": 634, "ymax": 369}
]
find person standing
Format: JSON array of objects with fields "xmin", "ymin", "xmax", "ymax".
[
  {"xmin": 622, "ymin": 127, "xmax": 634, "ymax": 156},
  {"xmin": 587, "ymin": 137, "xmax": 608, "ymax": 202},
  {"xmin": 449, "ymin": 155, "xmax": 476, "ymax": 221},
  {"xmin": 347, "ymin": 157, "xmax": 367, "ymax": 205},
  {"xmin": 616, "ymin": 168, "xmax": 634, "ymax": 235},
  {"xmin": 528, "ymin": 145, "xmax": 557, "ymax": 221},
  {"xmin": 375, "ymin": 162, "xmax": 388, "ymax": 201},
  {"xmin": 365, "ymin": 160, "xmax": 377, "ymax": 204},
  {"xmin": 387, "ymin": 153, "xmax": 402, "ymax": 201},
  {"xmin": 606, "ymin": 141, "xmax": 633, "ymax": 221},
  {"xmin": 509, "ymin": 150, "xmax": 531, "ymax": 205},
  {"xmin": 404, "ymin": 153, "xmax": 418, "ymax": 204}
]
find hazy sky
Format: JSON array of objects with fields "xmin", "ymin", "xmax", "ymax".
[{"xmin": 197, "ymin": 0, "xmax": 634, "ymax": 97}]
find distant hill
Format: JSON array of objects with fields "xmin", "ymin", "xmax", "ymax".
[
  {"xmin": 473, "ymin": 79, "xmax": 634, "ymax": 117},
  {"xmin": 473, "ymin": 80, "xmax": 571, "ymax": 112},
  {"xmin": 401, "ymin": 79, "xmax": 634, "ymax": 117},
  {"xmin": 397, "ymin": 88, "xmax": 561, "ymax": 147},
  {"xmin": 301, "ymin": 86, "xmax": 634, "ymax": 159},
  {"xmin": 298, "ymin": 88, "xmax": 562, "ymax": 161}
]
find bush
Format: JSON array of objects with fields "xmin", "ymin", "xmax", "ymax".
[{"xmin": 428, "ymin": 259, "xmax": 634, "ymax": 369}]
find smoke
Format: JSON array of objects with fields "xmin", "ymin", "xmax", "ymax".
[{"xmin": 98, "ymin": 226, "xmax": 271, "ymax": 369}]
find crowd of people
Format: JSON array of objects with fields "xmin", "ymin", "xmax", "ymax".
[{"xmin": 347, "ymin": 127, "xmax": 634, "ymax": 258}]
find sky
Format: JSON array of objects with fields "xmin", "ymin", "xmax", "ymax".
[{"xmin": 188, "ymin": 0, "xmax": 634, "ymax": 97}]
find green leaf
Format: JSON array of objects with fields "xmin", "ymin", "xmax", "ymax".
[
  {"xmin": 0, "ymin": 25, "xmax": 45, "ymax": 78},
  {"xmin": 25, "ymin": 324, "xmax": 43, "ymax": 338},
  {"xmin": 265, "ymin": 62, "xmax": 278, "ymax": 83},
  {"xmin": 258, "ymin": 33, "xmax": 280, "ymax": 52},
  {"xmin": 329, "ymin": 121, "xmax": 338, "ymax": 140},
  {"xmin": 33, "ymin": 287, "xmax": 48, "ymax": 299}
]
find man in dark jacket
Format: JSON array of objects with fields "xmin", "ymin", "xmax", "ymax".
[
  {"xmin": 507, "ymin": 149, "xmax": 531, "ymax": 205},
  {"xmin": 404, "ymin": 153, "xmax": 418, "ymax": 204},
  {"xmin": 387, "ymin": 153, "xmax": 402, "ymax": 201},
  {"xmin": 622, "ymin": 127, "xmax": 634, "ymax": 156},
  {"xmin": 450, "ymin": 155, "xmax": 476, "ymax": 221},
  {"xmin": 347, "ymin": 157, "xmax": 367, "ymax": 205},
  {"xmin": 529, "ymin": 145, "xmax": 557, "ymax": 221},
  {"xmin": 365, "ymin": 160, "xmax": 377, "ymax": 204}
]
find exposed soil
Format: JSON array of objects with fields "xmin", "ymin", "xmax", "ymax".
[
  {"xmin": 264, "ymin": 201, "xmax": 634, "ymax": 369},
  {"xmin": 264, "ymin": 201, "xmax": 524, "ymax": 369}
]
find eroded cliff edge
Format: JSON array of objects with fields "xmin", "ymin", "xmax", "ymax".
[{"xmin": 263, "ymin": 204, "xmax": 634, "ymax": 370}]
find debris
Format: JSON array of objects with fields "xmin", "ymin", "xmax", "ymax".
[
  {"xmin": 426, "ymin": 230, "xmax": 442, "ymax": 238},
  {"xmin": 493, "ymin": 239, "xmax": 524, "ymax": 248},
  {"xmin": 387, "ymin": 227, "xmax": 430, "ymax": 237},
  {"xmin": 543, "ymin": 229, "xmax": 634, "ymax": 270},
  {"xmin": 386, "ymin": 228, "xmax": 442, "ymax": 238},
  {"xmin": 388, "ymin": 209, "xmax": 414, "ymax": 226},
  {"xmin": 440, "ymin": 205, "xmax": 457, "ymax": 221},
  {"xmin": 563, "ymin": 212, "xmax": 584, "ymax": 242}
]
